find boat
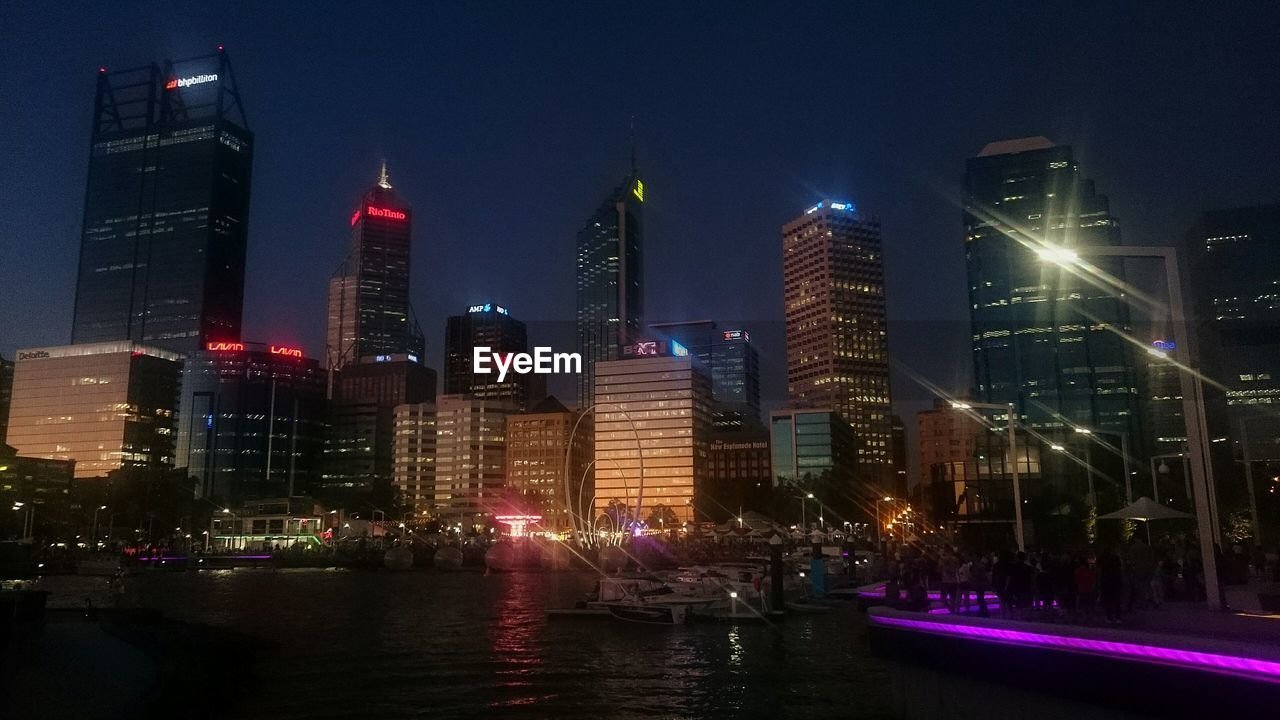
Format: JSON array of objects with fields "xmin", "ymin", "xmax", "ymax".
[{"xmin": 606, "ymin": 602, "xmax": 690, "ymax": 625}]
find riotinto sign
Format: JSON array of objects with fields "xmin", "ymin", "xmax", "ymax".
[{"xmin": 472, "ymin": 347, "xmax": 581, "ymax": 382}]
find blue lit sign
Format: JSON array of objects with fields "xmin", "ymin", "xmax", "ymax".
[
  {"xmin": 805, "ymin": 200, "xmax": 856, "ymax": 214},
  {"xmin": 407, "ymin": 354, "xmax": 419, "ymax": 364},
  {"xmin": 468, "ymin": 303, "xmax": 509, "ymax": 316},
  {"xmin": 671, "ymin": 340, "xmax": 689, "ymax": 357},
  {"xmin": 1152, "ymin": 339, "xmax": 1176, "ymax": 351}
]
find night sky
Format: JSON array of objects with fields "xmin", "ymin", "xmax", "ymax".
[{"xmin": 3, "ymin": 2, "xmax": 1279, "ymax": 423}]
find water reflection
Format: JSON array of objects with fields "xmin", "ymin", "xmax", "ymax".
[{"xmin": 34, "ymin": 570, "xmax": 893, "ymax": 719}]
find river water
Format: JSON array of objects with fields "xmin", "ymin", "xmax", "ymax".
[{"xmin": 37, "ymin": 569, "xmax": 894, "ymax": 719}]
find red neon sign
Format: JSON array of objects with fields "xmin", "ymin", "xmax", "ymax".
[
  {"xmin": 350, "ymin": 209, "xmax": 361, "ymax": 226},
  {"xmin": 165, "ymin": 78, "xmax": 178, "ymax": 90},
  {"xmin": 365, "ymin": 205, "xmax": 406, "ymax": 221},
  {"xmin": 270, "ymin": 345, "xmax": 303, "ymax": 358},
  {"xmin": 207, "ymin": 342, "xmax": 245, "ymax": 352}
]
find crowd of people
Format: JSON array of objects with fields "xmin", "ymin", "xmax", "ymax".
[{"xmin": 873, "ymin": 538, "xmax": 1241, "ymax": 624}]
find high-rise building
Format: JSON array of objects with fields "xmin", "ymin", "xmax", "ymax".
[
  {"xmin": 1189, "ymin": 205, "xmax": 1280, "ymax": 459},
  {"xmin": 6, "ymin": 343, "xmax": 182, "ymax": 479},
  {"xmin": 890, "ymin": 414, "xmax": 908, "ymax": 498},
  {"xmin": 433, "ymin": 395, "xmax": 518, "ymax": 524},
  {"xmin": 175, "ymin": 341, "xmax": 327, "ymax": 504},
  {"xmin": 323, "ymin": 356, "xmax": 436, "ymax": 499},
  {"xmin": 782, "ymin": 200, "xmax": 892, "ymax": 483},
  {"xmin": 650, "ymin": 321, "xmax": 761, "ymax": 430},
  {"xmin": 0, "ymin": 355, "xmax": 13, "ymax": 445},
  {"xmin": 326, "ymin": 163, "xmax": 425, "ymax": 374},
  {"xmin": 71, "ymin": 49, "xmax": 253, "ymax": 354},
  {"xmin": 504, "ymin": 396, "xmax": 592, "ymax": 531},
  {"xmin": 443, "ymin": 303, "xmax": 545, "ymax": 410},
  {"xmin": 964, "ymin": 137, "xmax": 1140, "ymax": 451},
  {"xmin": 593, "ymin": 340, "xmax": 712, "ymax": 527},
  {"xmin": 769, "ymin": 408, "xmax": 856, "ymax": 521},
  {"xmin": 392, "ymin": 402, "xmax": 437, "ymax": 517},
  {"xmin": 576, "ymin": 164, "xmax": 644, "ymax": 406}
]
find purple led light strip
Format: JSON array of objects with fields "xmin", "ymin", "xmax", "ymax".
[{"xmin": 870, "ymin": 613, "xmax": 1280, "ymax": 685}]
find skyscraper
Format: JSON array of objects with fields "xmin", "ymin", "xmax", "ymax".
[
  {"xmin": 175, "ymin": 341, "xmax": 327, "ymax": 504},
  {"xmin": 649, "ymin": 321, "xmax": 761, "ymax": 430},
  {"xmin": 443, "ymin": 303, "xmax": 545, "ymax": 410},
  {"xmin": 576, "ymin": 162, "xmax": 644, "ymax": 407},
  {"xmin": 323, "ymin": 355, "xmax": 436, "ymax": 500},
  {"xmin": 593, "ymin": 340, "xmax": 712, "ymax": 527},
  {"xmin": 326, "ymin": 163, "xmax": 425, "ymax": 374},
  {"xmin": 1189, "ymin": 204, "xmax": 1280, "ymax": 460},
  {"xmin": 782, "ymin": 200, "xmax": 892, "ymax": 484},
  {"xmin": 71, "ymin": 49, "xmax": 253, "ymax": 354},
  {"xmin": 964, "ymin": 137, "xmax": 1140, "ymax": 449}
]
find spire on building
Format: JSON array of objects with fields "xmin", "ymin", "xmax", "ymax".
[{"xmin": 377, "ymin": 159, "xmax": 392, "ymax": 190}]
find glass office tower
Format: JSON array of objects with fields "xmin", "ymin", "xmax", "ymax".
[
  {"xmin": 576, "ymin": 168, "xmax": 644, "ymax": 407},
  {"xmin": 326, "ymin": 163, "xmax": 426, "ymax": 374},
  {"xmin": 443, "ymin": 303, "xmax": 544, "ymax": 411},
  {"xmin": 175, "ymin": 341, "xmax": 327, "ymax": 503},
  {"xmin": 964, "ymin": 138, "xmax": 1140, "ymax": 447},
  {"xmin": 649, "ymin": 321, "xmax": 761, "ymax": 430},
  {"xmin": 71, "ymin": 49, "xmax": 253, "ymax": 353}
]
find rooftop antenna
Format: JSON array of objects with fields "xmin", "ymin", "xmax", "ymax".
[{"xmin": 377, "ymin": 159, "xmax": 392, "ymax": 190}]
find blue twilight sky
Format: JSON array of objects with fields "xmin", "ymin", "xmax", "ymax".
[{"xmin": 2, "ymin": 1, "xmax": 1279, "ymax": 420}]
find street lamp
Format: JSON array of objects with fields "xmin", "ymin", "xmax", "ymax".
[
  {"xmin": 875, "ymin": 496, "xmax": 893, "ymax": 545},
  {"xmin": 1038, "ymin": 244, "xmax": 1221, "ymax": 609},
  {"xmin": 952, "ymin": 400, "xmax": 1023, "ymax": 551},
  {"xmin": 92, "ymin": 505, "xmax": 107, "ymax": 551},
  {"xmin": 1074, "ymin": 427, "xmax": 1134, "ymax": 504}
]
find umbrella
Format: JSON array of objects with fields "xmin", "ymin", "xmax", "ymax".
[
  {"xmin": 1097, "ymin": 497, "xmax": 1192, "ymax": 521},
  {"xmin": 1098, "ymin": 497, "xmax": 1192, "ymax": 544}
]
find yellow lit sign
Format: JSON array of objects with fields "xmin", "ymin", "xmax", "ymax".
[{"xmin": 632, "ymin": 179, "xmax": 644, "ymax": 202}]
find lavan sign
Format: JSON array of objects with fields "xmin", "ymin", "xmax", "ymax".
[{"xmin": 473, "ymin": 347, "xmax": 581, "ymax": 382}]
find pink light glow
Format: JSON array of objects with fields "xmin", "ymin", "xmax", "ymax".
[{"xmin": 869, "ymin": 612, "xmax": 1280, "ymax": 685}]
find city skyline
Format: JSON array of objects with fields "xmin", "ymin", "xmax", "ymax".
[{"xmin": 5, "ymin": 4, "xmax": 1279, "ymax": 428}]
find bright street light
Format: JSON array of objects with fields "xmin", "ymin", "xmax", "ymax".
[{"xmin": 1035, "ymin": 245, "xmax": 1079, "ymax": 264}]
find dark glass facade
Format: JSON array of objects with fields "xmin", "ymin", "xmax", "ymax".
[
  {"xmin": 1190, "ymin": 204, "xmax": 1280, "ymax": 458},
  {"xmin": 576, "ymin": 172, "xmax": 644, "ymax": 406},
  {"xmin": 326, "ymin": 166, "xmax": 425, "ymax": 373},
  {"xmin": 649, "ymin": 321, "xmax": 761, "ymax": 430},
  {"xmin": 964, "ymin": 138, "xmax": 1140, "ymax": 451},
  {"xmin": 71, "ymin": 52, "xmax": 253, "ymax": 354},
  {"xmin": 175, "ymin": 342, "xmax": 327, "ymax": 504},
  {"xmin": 769, "ymin": 408, "xmax": 856, "ymax": 519},
  {"xmin": 322, "ymin": 356, "xmax": 436, "ymax": 498},
  {"xmin": 443, "ymin": 303, "xmax": 544, "ymax": 410}
]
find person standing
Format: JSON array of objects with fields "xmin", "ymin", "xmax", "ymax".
[{"xmin": 1098, "ymin": 547, "xmax": 1125, "ymax": 624}]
